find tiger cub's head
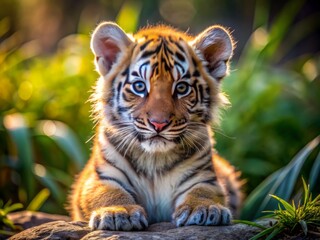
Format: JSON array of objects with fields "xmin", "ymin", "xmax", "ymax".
[{"xmin": 91, "ymin": 22, "xmax": 233, "ymax": 154}]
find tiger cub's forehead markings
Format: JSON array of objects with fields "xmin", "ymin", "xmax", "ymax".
[{"xmin": 131, "ymin": 35, "xmax": 191, "ymax": 94}]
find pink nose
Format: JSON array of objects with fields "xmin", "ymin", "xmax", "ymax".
[{"xmin": 149, "ymin": 119, "xmax": 169, "ymax": 132}]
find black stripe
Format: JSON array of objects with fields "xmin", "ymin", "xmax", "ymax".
[
  {"xmin": 176, "ymin": 51, "xmax": 185, "ymax": 62},
  {"xmin": 139, "ymin": 61, "xmax": 150, "ymax": 77},
  {"xmin": 116, "ymin": 82, "xmax": 122, "ymax": 103},
  {"xmin": 193, "ymin": 70, "xmax": 200, "ymax": 77},
  {"xmin": 182, "ymin": 72, "xmax": 191, "ymax": 79},
  {"xmin": 175, "ymin": 42, "xmax": 185, "ymax": 54},
  {"xmin": 192, "ymin": 57, "xmax": 197, "ymax": 66},
  {"xmin": 173, "ymin": 176, "xmax": 218, "ymax": 206},
  {"xmin": 198, "ymin": 85, "xmax": 204, "ymax": 103},
  {"xmin": 174, "ymin": 61, "xmax": 184, "ymax": 73},
  {"xmin": 140, "ymin": 44, "xmax": 162, "ymax": 59},
  {"xmin": 140, "ymin": 39, "xmax": 153, "ymax": 51},
  {"xmin": 96, "ymin": 171, "xmax": 138, "ymax": 202},
  {"xmin": 132, "ymin": 71, "xmax": 139, "ymax": 77},
  {"xmin": 117, "ymin": 106, "xmax": 131, "ymax": 113},
  {"xmin": 97, "ymin": 155, "xmax": 136, "ymax": 191},
  {"xmin": 176, "ymin": 152, "xmax": 212, "ymax": 187},
  {"xmin": 122, "ymin": 67, "xmax": 129, "ymax": 76},
  {"xmin": 163, "ymin": 43, "xmax": 173, "ymax": 55}
]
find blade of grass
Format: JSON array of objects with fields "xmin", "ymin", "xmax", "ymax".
[
  {"xmin": 263, "ymin": 0, "xmax": 306, "ymax": 59},
  {"xmin": 46, "ymin": 166, "xmax": 73, "ymax": 187},
  {"xmin": 299, "ymin": 220, "xmax": 308, "ymax": 236},
  {"xmin": 265, "ymin": 226, "xmax": 285, "ymax": 240},
  {"xmin": 270, "ymin": 195, "xmax": 295, "ymax": 215},
  {"xmin": 250, "ymin": 226, "xmax": 276, "ymax": 240},
  {"xmin": 240, "ymin": 168, "xmax": 281, "ymax": 219},
  {"xmin": 0, "ymin": 230, "xmax": 15, "ymax": 236},
  {"xmin": 3, "ymin": 113, "xmax": 36, "ymax": 202},
  {"xmin": 258, "ymin": 136, "xmax": 319, "ymax": 214},
  {"xmin": 3, "ymin": 203, "xmax": 23, "ymax": 215},
  {"xmin": 35, "ymin": 175, "xmax": 64, "ymax": 205},
  {"xmin": 309, "ymin": 150, "xmax": 320, "ymax": 191},
  {"xmin": 253, "ymin": 0, "xmax": 269, "ymax": 29},
  {"xmin": 233, "ymin": 220, "xmax": 267, "ymax": 229},
  {"xmin": 35, "ymin": 120, "xmax": 86, "ymax": 170},
  {"xmin": 26, "ymin": 188, "xmax": 50, "ymax": 211}
]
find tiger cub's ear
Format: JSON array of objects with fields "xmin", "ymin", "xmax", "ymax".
[
  {"xmin": 91, "ymin": 22, "xmax": 133, "ymax": 76},
  {"xmin": 191, "ymin": 26, "xmax": 234, "ymax": 81}
]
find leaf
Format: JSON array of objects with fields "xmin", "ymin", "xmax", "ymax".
[
  {"xmin": 233, "ymin": 219, "xmax": 267, "ymax": 229},
  {"xmin": 265, "ymin": 226, "xmax": 285, "ymax": 240},
  {"xmin": 242, "ymin": 136, "xmax": 320, "ymax": 219},
  {"xmin": 263, "ymin": 0, "xmax": 306, "ymax": 59},
  {"xmin": 270, "ymin": 195, "xmax": 295, "ymax": 215},
  {"xmin": 26, "ymin": 188, "xmax": 50, "ymax": 211},
  {"xmin": 0, "ymin": 229, "xmax": 15, "ymax": 236},
  {"xmin": 240, "ymin": 168, "xmax": 281, "ymax": 219},
  {"xmin": 301, "ymin": 178, "xmax": 310, "ymax": 206},
  {"xmin": 3, "ymin": 113, "xmax": 36, "ymax": 201},
  {"xmin": 309, "ymin": 150, "xmax": 320, "ymax": 192},
  {"xmin": 4, "ymin": 199, "xmax": 12, "ymax": 209},
  {"xmin": 3, "ymin": 203, "xmax": 23, "ymax": 215},
  {"xmin": 2, "ymin": 217, "xmax": 15, "ymax": 229},
  {"xmin": 250, "ymin": 226, "xmax": 276, "ymax": 240},
  {"xmin": 299, "ymin": 220, "xmax": 308, "ymax": 236},
  {"xmin": 35, "ymin": 120, "xmax": 86, "ymax": 170},
  {"xmin": 266, "ymin": 136, "xmax": 319, "ymax": 204},
  {"xmin": 46, "ymin": 167, "xmax": 73, "ymax": 187}
]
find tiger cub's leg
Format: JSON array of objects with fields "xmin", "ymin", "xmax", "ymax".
[
  {"xmin": 71, "ymin": 162, "xmax": 148, "ymax": 231},
  {"xmin": 173, "ymin": 185, "xmax": 231, "ymax": 227}
]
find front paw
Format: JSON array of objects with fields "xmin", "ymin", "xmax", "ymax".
[
  {"xmin": 173, "ymin": 203, "xmax": 232, "ymax": 227},
  {"xmin": 89, "ymin": 205, "xmax": 148, "ymax": 231}
]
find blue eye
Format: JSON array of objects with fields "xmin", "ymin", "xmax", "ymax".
[
  {"xmin": 175, "ymin": 82, "xmax": 191, "ymax": 97},
  {"xmin": 132, "ymin": 81, "xmax": 146, "ymax": 95}
]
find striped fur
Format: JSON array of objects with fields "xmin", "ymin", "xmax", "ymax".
[{"xmin": 69, "ymin": 22, "xmax": 242, "ymax": 230}]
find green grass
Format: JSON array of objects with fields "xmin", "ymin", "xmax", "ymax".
[
  {"xmin": 235, "ymin": 179, "xmax": 320, "ymax": 239},
  {"xmin": 0, "ymin": 200, "xmax": 23, "ymax": 236}
]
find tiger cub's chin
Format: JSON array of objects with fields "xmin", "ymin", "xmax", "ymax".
[
  {"xmin": 69, "ymin": 22, "xmax": 243, "ymax": 231},
  {"xmin": 140, "ymin": 138, "xmax": 176, "ymax": 153}
]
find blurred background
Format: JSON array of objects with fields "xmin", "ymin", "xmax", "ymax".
[{"xmin": 0, "ymin": 0, "xmax": 319, "ymax": 219}]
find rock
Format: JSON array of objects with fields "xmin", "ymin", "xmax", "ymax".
[
  {"xmin": 8, "ymin": 211, "xmax": 71, "ymax": 229},
  {"xmin": 8, "ymin": 212, "xmax": 264, "ymax": 240},
  {"xmin": 9, "ymin": 221, "xmax": 90, "ymax": 240}
]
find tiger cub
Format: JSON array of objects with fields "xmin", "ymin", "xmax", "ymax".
[{"xmin": 69, "ymin": 22, "xmax": 242, "ymax": 231}]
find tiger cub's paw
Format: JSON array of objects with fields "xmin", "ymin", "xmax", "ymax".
[
  {"xmin": 173, "ymin": 203, "xmax": 232, "ymax": 227},
  {"xmin": 89, "ymin": 205, "xmax": 148, "ymax": 231}
]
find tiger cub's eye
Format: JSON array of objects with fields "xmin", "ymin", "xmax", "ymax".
[
  {"xmin": 175, "ymin": 82, "xmax": 191, "ymax": 97},
  {"xmin": 132, "ymin": 81, "xmax": 146, "ymax": 95}
]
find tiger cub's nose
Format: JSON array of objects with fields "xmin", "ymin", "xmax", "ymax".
[{"xmin": 148, "ymin": 119, "xmax": 170, "ymax": 132}]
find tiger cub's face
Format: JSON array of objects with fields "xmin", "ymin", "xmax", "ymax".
[{"xmin": 91, "ymin": 23, "xmax": 233, "ymax": 154}]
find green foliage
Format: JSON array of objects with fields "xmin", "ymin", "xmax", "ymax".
[
  {"xmin": 215, "ymin": 0, "xmax": 320, "ymax": 197},
  {"xmin": 1, "ymin": 113, "xmax": 87, "ymax": 214},
  {"xmin": 241, "ymin": 136, "xmax": 320, "ymax": 220},
  {"xmin": 0, "ymin": 200, "xmax": 23, "ymax": 236},
  {"xmin": 235, "ymin": 179, "xmax": 320, "ymax": 239}
]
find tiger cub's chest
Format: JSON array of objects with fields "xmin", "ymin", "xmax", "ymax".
[{"xmin": 133, "ymin": 173, "xmax": 179, "ymax": 223}]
